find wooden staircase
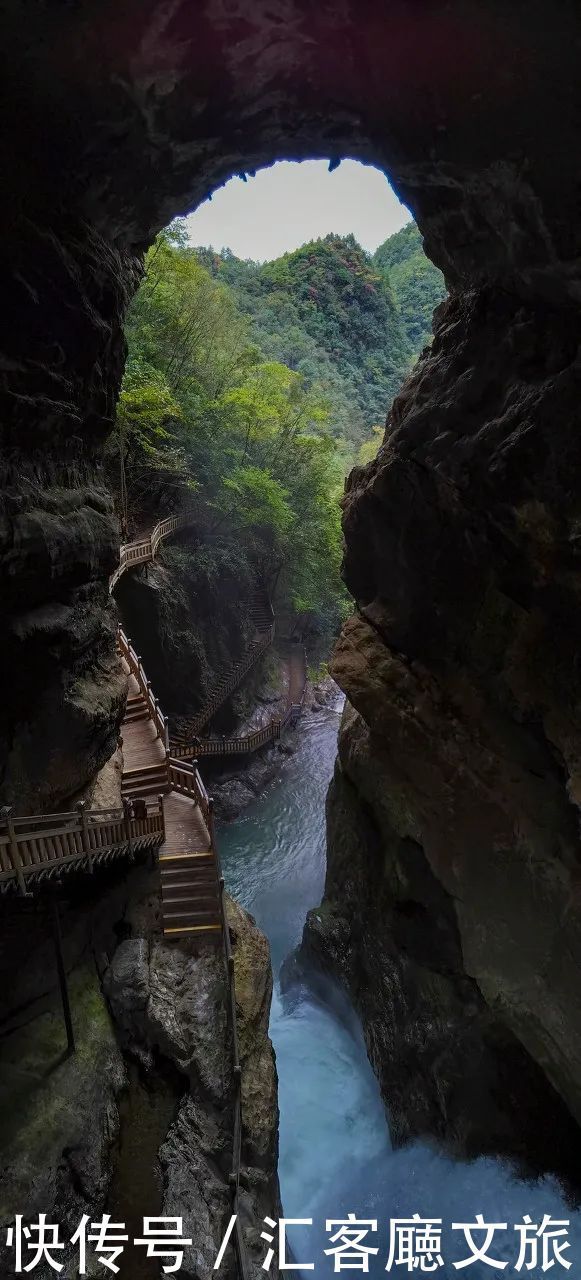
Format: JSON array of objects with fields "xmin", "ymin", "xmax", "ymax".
[
  {"xmin": 124, "ymin": 692, "xmax": 149, "ymax": 724},
  {"xmin": 118, "ymin": 632, "xmax": 223, "ymax": 941},
  {"xmin": 174, "ymin": 581, "xmax": 275, "ymax": 741},
  {"xmin": 121, "ymin": 762, "xmax": 169, "ymax": 801},
  {"xmin": 159, "ymin": 849, "xmax": 222, "ymax": 938}
]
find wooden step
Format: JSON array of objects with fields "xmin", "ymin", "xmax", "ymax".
[
  {"xmin": 123, "ymin": 763, "xmax": 167, "ymax": 778},
  {"xmin": 120, "ymin": 773, "xmax": 170, "ymax": 793},
  {"xmin": 160, "ymin": 874, "xmax": 218, "ymax": 890},
  {"xmin": 162, "ymin": 907, "xmax": 221, "ymax": 925},
  {"xmin": 162, "ymin": 893, "xmax": 220, "ymax": 910},
  {"xmin": 122, "ymin": 770, "xmax": 168, "ymax": 790},
  {"xmin": 161, "ymin": 872, "xmax": 218, "ymax": 890},
  {"xmin": 160, "ymin": 865, "xmax": 218, "ymax": 883},
  {"xmin": 159, "ymin": 850, "xmax": 214, "ymax": 864},
  {"xmin": 122, "ymin": 773, "xmax": 167, "ymax": 788},
  {"xmin": 124, "ymin": 707, "xmax": 149, "ymax": 723},
  {"xmin": 122, "ymin": 773, "xmax": 168, "ymax": 790},
  {"xmin": 163, "ymin": 923, "xmax": 222, "ymax": 939}
]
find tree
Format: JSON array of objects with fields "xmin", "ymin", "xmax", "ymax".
[
  {"xmin": 111, "ymin": 223, "xmax": 349, "ymax": 642},
  {"xmin": 373, "ymin": 222, "xmax": 446, "ymax": 353}
]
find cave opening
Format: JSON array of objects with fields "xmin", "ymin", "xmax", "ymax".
[
  {"xmin": 110, "ymin": 155, "xmax": 444, "ymax": 720},
  {"xmin": 3, "ymin": 4, "xmax": 581, "ymax": 1273}
]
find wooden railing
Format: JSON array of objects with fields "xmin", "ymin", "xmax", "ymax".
[
  {"xmin": 171, "ymin": 719, "xmax": 281, "ymax": 759},
  {"xmin": 0, "ymin": 799, "xmax": 165, "ymax": 893},
  {"xmin": 168, "ymin": 758, "xmax": 211, "ymax": 824},
  {"xmin": 171, "ymin": 643, "xmax": 308, "ymax": 759},
  {"xmin": 118, "ymin": 627, "xmax": 170, "ymax": 752},
  {"xmin": 178, "ymin": 626, "xmax": 275, "ymax": 740},
  {"xmin": 198, "ymin": 626, "xmax": 275, "ymax": 729},
  {"xmin": 109, "ymin": 511, "xmax": 196, "ymax": 593}
]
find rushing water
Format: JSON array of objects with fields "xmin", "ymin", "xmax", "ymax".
[{"xmin": 218, "ymin": 699, "xmax": 581, "ymax": 1277}]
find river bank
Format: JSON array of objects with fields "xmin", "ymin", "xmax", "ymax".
[{"xmin": 209, "ymin": 651, "xmax": 338, "ymax": 821}]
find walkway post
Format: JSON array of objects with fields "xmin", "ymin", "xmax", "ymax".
[
  {"xmin": 76, "ymin": 801, "xmax": 93, "ymax": 874},
  {"xmin": 0, "ymin": 806, "xmax": 27, "ymax": 896},
  {"xmin": 50, "ymin": 896, "xmax": 75, "ymax": 1057}
]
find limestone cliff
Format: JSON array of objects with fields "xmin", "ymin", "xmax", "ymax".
[
  {"xmin": 115, "ymin": 537, "xmax": 257, "ymax": 727},
  {"xmin": 318, "ymin": 278, "xmax": 581, "ymax": 1166}
]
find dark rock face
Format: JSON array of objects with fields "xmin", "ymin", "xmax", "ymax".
[
  {"xmin": 2, "ymin": 0, "xmax": 581, "ymax": 1181},
  {"xmin": 302, "ymin": 706, "xmax": 581, "ymax": 1186},
  {"xmin": 0, "ymin": 461, "xmax": 125, "ymax": 811},
  {"xmin": 103, "ymin": 896, "xmax": 279, "ymax": 1278},
  {"xmin": 116, "ymin": 540, "xmax": 255, "ymax": 721},
  {"xmin": 319, "ymin": 263, "xmax": 581, "ymax": 1160},
  {"xmin": 0, "ymin": 868, "xmax": 279, "ymax": 1277},
  {"xmin": 2, "ymin": 0, "xmax": 580, "ymax": 808}
]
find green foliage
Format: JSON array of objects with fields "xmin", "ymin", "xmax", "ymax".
[
  {"xmin": 373, "ymin": 223, "xmax": 446, "ymax": 352},
  {"xmin": 196, "ymin": 234, "xmax": 413, "ymax": 448},
  {"xmin": 114, "ymin": 219, "xmax": 443, "ymax": 648},
  {"xmin": 113, "ymin": 225, "xmax": 349, "ymax": 642},
  {"xmin": 356, "ymin": 425, "xmax": 384, "ymax": 466}
]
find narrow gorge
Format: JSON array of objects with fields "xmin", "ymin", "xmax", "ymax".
[{"xmin": 2, "ymin": 2, "xmax": 581, "ymax": 1276}]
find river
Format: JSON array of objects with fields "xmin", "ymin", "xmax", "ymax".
[{"xmin": 218, "ymin": 698, "xmax": 581, "ymax": 1277}]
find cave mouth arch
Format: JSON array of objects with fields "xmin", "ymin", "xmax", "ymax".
[
  {"xmin": 183, "ymin": 157, "xmax": 412, "ymax": 265},
  {"xmin": 2, "ymin": 0, "xmax": 581, "ymax": 828},
  {"xmin": 4, "ymin": 0, "xmax": 581, "ymax": 1175},
  {"xmin": 4, "ymin": 1, "xmax": 578, "ymax": 462}
]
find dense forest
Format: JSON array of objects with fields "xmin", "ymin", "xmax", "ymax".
[
  {"xmin": 373, "ymin": 222, "xmax": 446, "ymax": 351},
  {"xmin": 197, "ymin": 222, "xmax": 445, "ymax": 453},
  {"xmin": 111, "ymin": 219, "xmax": 445, "ymax": 643}
]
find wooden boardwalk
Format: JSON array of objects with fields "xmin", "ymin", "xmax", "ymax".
[{"xmin": 120, "ymin": 660, "xmax": 221, "ymax": 941}]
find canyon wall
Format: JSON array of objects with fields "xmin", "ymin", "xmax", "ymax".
[
  {"xmin": 115, "ymin": 536, "xmax": 256, "ymax": 724},
  {"xmin": 2, "ymin": 0, "xmax": 581, "ymax": 1177},
  {"xmin": 2, "ymin": 0, "xmax": 579, "ymax": 815},
  {"xmin": 0, "ymin": 864, "xmax": 279, "ymax": 1277},
  {"xmin": 314, "ymin": 276, "xmax": 581, "ymax": 1165}
]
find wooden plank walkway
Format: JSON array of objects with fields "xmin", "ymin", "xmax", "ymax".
[
  {"xmin": 120, "ymin": 660, "xmax": 221, "ymax": 941},
  {"xmin": 121, "ymin": 671, "xmax": 166, "ymax": 770}
]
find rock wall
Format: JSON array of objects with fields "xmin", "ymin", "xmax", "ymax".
[
  {"xmin": 305, "ymin": 705, "xmax": 581, "ymax": 1186},
  {"xmin": 0, "ymin": 866, "xmax": 279, "ymax": 1277},
  {"xmin": 3, "ymin": 0, "xmax": 581, "ymax": 1185},
  {"xmin": 314, "ymin": 276, "xmax": 581, "ymax": 1172},
  {"xmin": 115, "ymin": 537, "xmax": 256, "ymax": 723},
  {"xmin": 2, "ymin": 1, "xmax": 581, "ymax": 812}
]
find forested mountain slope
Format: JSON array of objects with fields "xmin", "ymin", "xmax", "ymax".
[
  {"xmin": 198, "ymin": 226, "xmax": 446, "ymax": 448},
  {"xmin": 196, "ymin": 235, "xmax": 411, "ymax": 447},
  {"xmin": 373, "ymin": 222, "xmax": 446, "ymax": 351},
  {"xmin": 110, "ymin": 222, "xmax": 446, "ymax": 650}
]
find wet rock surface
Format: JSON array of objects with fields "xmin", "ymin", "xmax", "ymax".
[
  {"xmin": 311, "ymin": 675, "xmax": 581, "ymax": 1184},
  {"xmin": 103, "ymin": 891, "xmax": 280, "ymax": 1279},
  {"xmin": 210, "ymin": 748, "xmax": 286, "ymax": 821}
]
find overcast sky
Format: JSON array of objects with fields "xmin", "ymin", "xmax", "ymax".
[{"xmin": 185, "ymin": 160, "xmax": 411, "ymax": 262}]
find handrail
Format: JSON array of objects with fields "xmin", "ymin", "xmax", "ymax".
[
  {"xmin": 171, "ymin": 720, "xmax": 282, "ymax": 760},
  {"xmin": 167, "ymin": 757, "xmax": 210, "ymax": 824},
  {"xmin": 109, "ymin": 510, "xmax": 197, "ymax": 593},
  {"xmin": 118, "ymin": 626, "xmax": 170, "ymax": 752},
  {"xmin": 178, "ymin": 626, "xmax": 275, "ymax": 740},
  {"xmin": 0, "ymin": 797, "xmax": 165, "ymax": 891},
  {"xmin": 171, "ymin": 642, "xmax": 308, "ymax": 760},
  {"xmin": 208, "ymin": 799, "xmax": 250, "ymax": 1280}
]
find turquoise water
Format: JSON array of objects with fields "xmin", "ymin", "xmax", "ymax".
[{"xmin": 218, "ymin": 700, "xmax": 581, "ymax": 1276}]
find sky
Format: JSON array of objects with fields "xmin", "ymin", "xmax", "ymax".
[{"xmin": 185, "ymin": 160, "xmax": 411, "ymax": 263}]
